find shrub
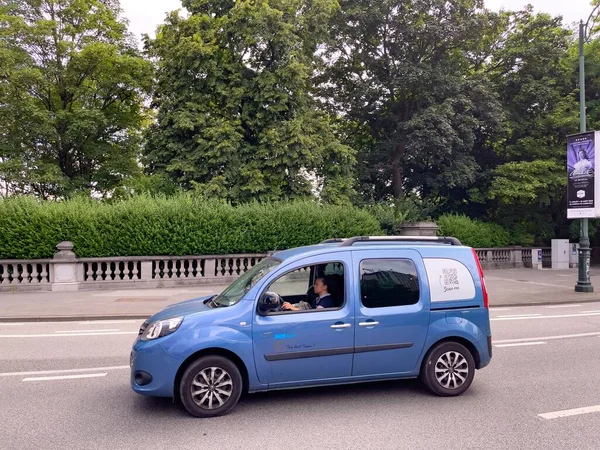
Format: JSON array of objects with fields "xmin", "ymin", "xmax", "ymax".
[
  {"xmin": 0, "ymin": 195, "xmax": 382, "ymax": 259},
  {"xmin": 364, "ymin": 197, "xmax": 438, "ymax": 235},
  {"xmin": 437, "ymin": 214, "xmax": 511, "ymax": 248}
]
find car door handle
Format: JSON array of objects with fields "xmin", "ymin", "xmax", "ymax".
[
  {"xmin": 359, "ymin": 321, "xmax": 379, "ymax": 327},
  {"xmin": 330, "ymin": 323, "xmax": 351, "ymax": 329}
]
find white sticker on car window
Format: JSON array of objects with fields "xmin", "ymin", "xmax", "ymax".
[{"xmin": 424, "ymin": 258, "xmax": 476, "ymax": 302}]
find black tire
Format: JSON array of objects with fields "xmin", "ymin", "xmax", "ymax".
[
  {"xmin": 420, "ymin": 341, "xmax": 475, "ymax": 397},
  {"xmin": 179, "ymin": 355, "xmax": 243, "ymax": 418}
]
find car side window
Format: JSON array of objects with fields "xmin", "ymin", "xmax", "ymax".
[
  {"xmin": 323, "ymin": 262, "xmax": 344, "ymax": 276},
  {"xmin": 360, "ymin": 259, "xmax": 419, "ymax": 308},
  {"xmin": 268, "ymin": 267, "xmax": 311, "ymax": 296},
  {"xmin": 264, "ymin": 262, "xmax": 346, "ymax": 313}
]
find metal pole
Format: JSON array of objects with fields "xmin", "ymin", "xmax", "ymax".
[{"xmin": 576, "ymin": 20, "xmax": 594, "ymax": 292}]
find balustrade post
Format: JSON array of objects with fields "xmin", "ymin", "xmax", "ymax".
[
  {"xmin": 51, "ymin": 242, "xmax": 79, "ymax": 291},
  {"xmin": 140, "ymin": 261, "xmax": 153, "ymax": 281},
  {"xmin": 511, "ymin": 246, "xmax": 523, "ymax": 268},
  {"xmin": 205, "ymin": 258, "xmax": 217, "ymax": 279}
]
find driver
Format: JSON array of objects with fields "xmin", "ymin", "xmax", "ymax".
[{"xmin": 282, "ymin": 277, "xmax": 334, "ymax": 311}]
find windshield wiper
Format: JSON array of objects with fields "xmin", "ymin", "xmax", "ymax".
[{"xmin": 203, "ymin": 295, "xmax": 219, "ymax": 308}]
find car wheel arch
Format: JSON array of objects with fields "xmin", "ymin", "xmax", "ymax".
[
  {"xmin": 420, "ymin": 336, "xmax": 481, "ymax": 373},
  {"xmin": 174, "ymin": 348, "xmax": 250, "ymax": 403}
]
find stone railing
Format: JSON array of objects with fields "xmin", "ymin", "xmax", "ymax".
[
  {"xmin": 0, "ymin": 242, "xmax": 555, "ymax": 293},
  {"xmin": 0, "ymin": 242, "xmax": 266, "ymax": 292},
  {"xmin": 475, "ymin": 247, "xmax": 551, "ymax": 269}
]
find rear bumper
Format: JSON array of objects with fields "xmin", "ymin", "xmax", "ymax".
[{"xmin": 475, "ymin": 334, "xmax": 492, "ymax": 369}]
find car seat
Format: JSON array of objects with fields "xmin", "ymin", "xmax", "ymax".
[{"xmin": 325, "ymin": 274, "xmax": 345, "ymax": 308}]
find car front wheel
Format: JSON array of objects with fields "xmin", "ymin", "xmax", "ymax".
[
  {"xmin": 421, "ymin": 341, "xmax": 475, "ymax": 396},
  {"xmin": 179, "ymin": 355, "xmax": 243, "ymax": 418}
]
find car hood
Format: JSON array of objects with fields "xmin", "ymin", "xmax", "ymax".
[{"xmin": 146, "ymin": 295, "xmax": 214, "ymax": 322}]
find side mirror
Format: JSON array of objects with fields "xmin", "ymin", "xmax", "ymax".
[{"xmin": 258, "ymin": 291, "xmax": 281, "ymax": 313}]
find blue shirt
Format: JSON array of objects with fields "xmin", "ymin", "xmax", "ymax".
[{"xmin": 314, "ymin": 294, "xmax": 334, "ymax": 309}]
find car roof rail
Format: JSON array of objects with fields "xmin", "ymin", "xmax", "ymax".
[
  {"xmin": 320, "ymin": 238, "xmax": 346, "ymax": 244},
  {"xmin": 337, "ymin": 236, "xmax": 462, "ymax": 246}
]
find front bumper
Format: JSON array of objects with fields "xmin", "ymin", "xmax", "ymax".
[{"xmin": 130, "ymin": 338, "xmax": 184, "ymax": 398}]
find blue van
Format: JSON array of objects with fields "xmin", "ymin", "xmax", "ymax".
[{"xmin": 130, "ymin": 236, "xmax": 492, "ymax": 417}]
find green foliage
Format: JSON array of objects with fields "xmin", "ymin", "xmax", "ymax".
[
  {"xmin": 144, "ymin": 0, "xmax": 355, "ymax": 204},
  {"xmin": 323, "ymin": 0, "xmax": 504, "ymax": 200},
  {"xmin": 0, "ymin": 0, "xmax": 153, "ymax": 198},
  {"xmin": 0, "ymin": 196, "xmax": 381, "ymax": 259},
  {"xmin": 2, "ymin": 1, "xmax": 598, "ymax": 248},
  {"xmin": 489, "ymin": 160, "xmax": 566, "ymax": 205},
  {"xmin": 569, "ymin": 220, "xmax": 600, "ymax": 241},
  {"xmin": 437, "ymin": 214, "xmax": 512, "ymax": 248},
  {"xmin": 365, "ymin": 204, "xmax": 407, "ymax": 236},
  {"xmin": 364, "ymin": 197, "xmax": 439, "ymax": 235}
]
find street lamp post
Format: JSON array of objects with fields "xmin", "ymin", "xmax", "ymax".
[{"xmin": 576, "ymin": 8, "xmax": 600, "ymax": 293}]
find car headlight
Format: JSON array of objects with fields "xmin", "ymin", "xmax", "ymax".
[{"xmin": 140, "ymin": 317, "xmax": 184, "ymax": 341}]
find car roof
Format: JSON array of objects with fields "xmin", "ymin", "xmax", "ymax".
[{"xmin": 271, "ymin": 236, "xmax": 469, "ymax": 262}]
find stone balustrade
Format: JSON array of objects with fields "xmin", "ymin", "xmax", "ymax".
[{"xmin": 0, "ymin": 242, "xmax": 553, "ymax": 292}]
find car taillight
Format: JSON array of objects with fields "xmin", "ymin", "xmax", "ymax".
[{"xmin": 472, "ymin": 248, "xmax": 489, "ymax": 309}]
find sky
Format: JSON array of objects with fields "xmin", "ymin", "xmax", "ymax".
[{"xmin": 120, "ymin": 0, "xmax": 594, "ymax": 42}]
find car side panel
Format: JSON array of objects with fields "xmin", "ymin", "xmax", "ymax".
[
  {"xmin": 351, "ymin": 249, "xmax": 432, "ymax": 376},
  {"xmin": 159, "ymin": 302, "xmax": 267, "ymax": 393},
  {"xmin": 418, "ymin": 311, "xmax": 491, "ymax": 371}
]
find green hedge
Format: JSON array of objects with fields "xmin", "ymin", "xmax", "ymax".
[
  {"xmin": 437, "ymin": 214, "xmax": 511, "ymax": 248},
  {"xmin": 0, "ymin": 196, "xmax": 382, "ymax": 259}
]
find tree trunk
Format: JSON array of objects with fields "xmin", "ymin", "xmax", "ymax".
[{"xmin": 391, "ymin": 141, "xmax": 405, "ymax": 199}]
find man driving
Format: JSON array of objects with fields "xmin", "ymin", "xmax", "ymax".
[{"xmin": 282, "ymin": 277, "xmax": 334, "ymax": 311}]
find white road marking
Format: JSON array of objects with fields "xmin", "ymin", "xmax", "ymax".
[
  {"xmin": 539, "ymin": 405, "xmax": 600, "ymax": 420},
  {"xmin": 494, "ymin": 342, "xmax": 546, "ymax": 348},
  {"xmin": 489, "ymin": 308, "xmax": 512, "ymax": 311},
  {"xmin": 496, "ymin": 314, "xmax": 542, "ymax": 318},
  {"xmin": 0, "ymin": 323, "xmax": 24, "ymax": 326},
  {"xmin": 491, "ymin": 312, "xmax": 600, "ymax": 321},
  {"xmin": 0, "ymin": 366, "xmax": 129, "ymax": 377},
  {"xmin": 22, "ymin": 373, "xmax": 107, "ymax": 382},
  {"xmin": 485, "ymin": 278, "xmax": 571, "ymax": 289},
  {"xmin": 493, "ymin": 332, "xmax": 600, "ymax": 344},
  {"xmin": 54, "ymin": 329, "xmax": 120, "ymax": 333},
  {"xmin": 546, "ymin": 304, "xmax": 582, "ymax": 309},
  {"xmin": 0, "ymin": 331, "xmax": 137, "ymax": 338},
  {"xmin": 78, "ymin": 320, "xmax": 139, "ymax": 324}
]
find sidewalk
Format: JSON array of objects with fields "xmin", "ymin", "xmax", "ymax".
[{"xmin": 1, "ymin": 268, "xmax": 600, "ymax": 321}]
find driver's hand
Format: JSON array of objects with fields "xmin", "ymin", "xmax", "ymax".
[{"xmin": 282, "ymin": 302, "xmax": 296, "ymax": 311}]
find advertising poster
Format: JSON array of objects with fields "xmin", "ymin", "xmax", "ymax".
[{"xmin": 567, "ymin": 131, "xmax": 599, "ymax": 219}]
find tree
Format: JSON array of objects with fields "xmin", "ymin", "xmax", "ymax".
[
  {"xmin": 478, "ymin": 8, "xmax": 577, "ymax": 242},
  {"xmin": 321, "ymin": 0, "xmax": 503, "ymax": 202},
  {"xmin": 0, "ymin": 0, "xmax": 153, "ymax": 198},
  {"xmin": 144, "ymin": 0, "xmax": 356, "ymax": 204}
]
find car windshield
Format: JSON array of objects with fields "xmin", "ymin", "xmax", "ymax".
[{"xmin": 213, "ymin": 258, "xmax": 281, "ymax": 307}]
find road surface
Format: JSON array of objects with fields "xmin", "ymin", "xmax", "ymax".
[{"xmin": 1, "ymin": 303, "xmax": 600, "ymax": 449}]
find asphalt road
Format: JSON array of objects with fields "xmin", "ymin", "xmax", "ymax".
[{"xmin": 1, "ymin": 303, "xmax": 600, "ymax": 450}]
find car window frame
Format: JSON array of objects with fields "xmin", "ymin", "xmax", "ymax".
[
  {"xmin": 358, "ymin": 257, "xmax": 421, "ymax": 309},
  {"xmin": 257, "ymin": 260, "xmax": 348, "ymax": 316}
]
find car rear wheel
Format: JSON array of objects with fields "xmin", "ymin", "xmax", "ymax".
[
  {"xmin": 179, "ymin": 355, "xmax": 243, "ymax": 418},
  {"xmin": 421, "ymin": 341, "xmax": 475, "ymax": 396}
]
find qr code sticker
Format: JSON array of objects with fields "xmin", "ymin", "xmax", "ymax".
[{"xmin": 442, "ymin": 268, "xmax": 459, "ymax": 286}]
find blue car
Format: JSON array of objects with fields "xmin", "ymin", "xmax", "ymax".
[{"xmin": 130, "ymin": 236, "xmax": 492, "ymax": 417}]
